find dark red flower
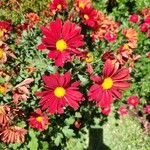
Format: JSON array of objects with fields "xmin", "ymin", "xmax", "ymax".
[
  {"xmin": 104, "ymin": 32, "xmax": 117, "ymax": 43},
  {"xmin": 35, "ymin": 72, "xmax": 83, "ymax": 114},
  {"xmin": 140, "ymin": 23, "xmax": 148, "ymax": 32},
  {"xmin": 88, "ymin": 60, "xmax": 130, "ymax": 108},
  {"xmin": 127, "ymin": 95, "xmax": 139, "ymax": 107},
  {"xmin": 80, "ymin": 7, "xmax": 98, "ymax": 28},
  {"xmin": 101, "ymin": 51, "xmax": 115, "ymax": 62},
  {"xmin": 49, "ymin": 0, "xmax": 67, "ymax": 12},
  {"xmin": 144, "ymin": 105, "xmax": 150, "ymax": 114},
  {"xmin": 118, "ymin": 106, "xmax": 128, "ymax": 116},
  {"xmin": 101, "ymin": 107, "xmax": 111, "ymax": 115},
  {"xmin": 39, "ymin": 18, "xmax": 84, "ymax": 67},
  {"xmin": 28, "ymin": 109, "xmax": 49, "ymax": 131},
  {"xmin": 129, "ymin": 14, "xmax": 139, "ymax": 23}
]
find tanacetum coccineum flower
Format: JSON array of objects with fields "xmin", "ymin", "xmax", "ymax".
[
  {"xmin": 28, "ymin": 108, "xmax": 49, "ymax": 131},
  {"xmin": 0, "ymin": 21, "xmax": 12, "ymax": 40},
  {"xmin": 0, "ymin": 126, "xmax": 27, "ymax": 143},
  {"xmin": 80, "ymin": 7, "xmax": 98, "ymax": 28},
  {"xmin": 88, "ymin": 60, "xmax": 130, "ymax": 108},
  {"xmin": 75, "ymin": 0, "xmax": 92, "ymax": 11},
  {"xmin": 35, "ymin": 72, "xmax": 83, "ymax": 114},
  {"xmin": 49, "ymin": 0, "xmax": 67, "ymax": 12},
  {"xmin": 39, "ymin": 18, "xmax": 84, "ymax": 67}
]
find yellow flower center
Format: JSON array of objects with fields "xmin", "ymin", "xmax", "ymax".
[
  {"xmin": 36, "ymin": 116, "xmax": 43, "ymax": 122},
  {"xmin": 84, "ymin": 14, "xmax": 89, "ymax": 20},
  {"xmin": 0, "ymin": 48, "xmax": 4, "ymax": 59},
  {"xmin": 54, "ymin": 87, "xmax": 66, "ymax": 98},
  {"xmin": 102, "ymin": 77, "xmax": 113, "ymax": 90},
  {"xmin": 123, "ymin": 44, "xmax": 129, "ymax": 50},
  {"xmin": 0, "ymin": 86, "xmax": 6, "ymax": 94},
  {"xmin": 56, "ymin": 39, "xmax": 67, "ymax": 51},
  {"xmin": 57, "ymin": 4, "xmax": 62, "ymax": 10},
  {"xmin": 85, "ymin": 52, "xmax": 93, "ymax": 63},
  {"xmin": 79, "ymin": 2, "xmax": 85, "ymax": 9},
  {"xmin": 0, "ymin": 29, "xmax": 5, "ymax": 37}
]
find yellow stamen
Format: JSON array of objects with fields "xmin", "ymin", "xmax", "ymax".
[
  {"xmin": 36, "ymin": 116, "xmax": 43, "ymax": 122},
  {"xmin": 0, "ymin": 86, "xmax": 6, "ymax": 94},
  {"xmin": 0, "ymin": 48, "xmax": 4, "ymax": 59},
  {"xmin": 56, "ymin": 39, "xmax": 67, "ymax": 51},
  {"xmin": 123, "ymin": 44, "xmax": 129, "ymax": 50},
  {"xmin": 0, "ymin": 29, "xmax": 6, "ymax": 37},
  {"xmin": 54, "ymin": 87, "xmax": 66, "ymax": 98},
  {"xmin": 84, "ymin": 14, "xmax": 89, "ymax": 20},
  {"xmin": 79, "ymin": 2, "xmax": 85, "ymax": 9},
  {"xmin": 57, "ymin": 4, "xmax": 62, "ymax": 10},
  {"xmin": 85, "ymin": 52, "xmax": 93, "ymax": 63},
  {"xmin": 102, "ymin": 77, "xmax": 113, "ymax": 90}
]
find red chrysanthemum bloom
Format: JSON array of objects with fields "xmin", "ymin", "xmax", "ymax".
[
  {"xmin": 0, "ymin": 21, "xmax": 12, "ymax": 40},
  {"xmin": 104, "ymin": 32, "xmax": 117, "ymax": 43},
  {"xmin": 101, "ymin": 107, "xmax": 111, "ymax": 115},
  {"xmin": 49, "ymin": 0, "xmax": 67, "ymax": 12},
  {"xmin": 75, "ymin": 0, "xmax": 92, "ymax": 11},
  {"xmin": 144, "ymin": 105, "xmax": 150, "ymax": 114},
  {"xmin": 39, "ymin": 18, "xmax": 84, "ymax": 67},
  {"xmin": 26, "ymin": 13, "xmax": 40, "ymax": 24},
  {"xmin": 35, "ymin": 72, "xmax": 83, "ymax": 114},
  {"xmin": 140, "ymin": 23, "xmax": 148, "ymax": 32},
  {"xmin": 127, "ymin": 95, "xmax": 139, "ymax": 107},
  {"xmin": 88, "ymin": 60, "xmax": 130, "ymax": 108},
  {"xmin": 28, "ymin": 109, "xmax": 49, "ymax": 131},
  {"xmin": 144, "ymin": 16, "xmax": 150, "ymax": 24},
  {"xmin": 118, "ymin": 106, "xmax": 128, "ymax": 116},
  {"xmin": 80, "ymin": 7, "xmax": 98, "ymax": 28},
  {"xmin": 0, "ymin": 126, "xmax": 27, "ymax": 143},
  {"xmin": 129, "ymin": 14, "xmax": 139, "ymax": 23}
]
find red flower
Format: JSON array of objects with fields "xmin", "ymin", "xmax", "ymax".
[
  {"xmin": 0, "ymin": 21, "xmax": 12, "ymax": 40},
  {"xmin": 88, "ymin": 60, "xmax": 130, "ymax": 108},
  {"xmin": 144, "ymin": 105, "xmax": 150, "ymax": 114},
  {"xmin": 127, "ymin": 95, "xmax": 139, "ymax": 107},
  {"xmin": 28, "ymin": 109, "xmax": 49, "ymax": 131},
  {"xmin": 101, "ymin": 51, "xmax": 115, "ymax": 62},
  {"xmin": 144, "ymin": 16, "xmax": 150, "ymax": 24},
  {"xmin": 26, "ymin": 13, "xmax": 40, "ymax": 24},
  {"xmin": 49, "ymin": 0, "xmax": 67, "ymax": 12},
  {"xmin": 140, "ymin": 23, "xmax": 148, "ymax": 32},
  {"xmin": 35, "ymin": 72, "xmax": 83, "ymax": 114},
  {"xmin": 0, "ymin": 126, "xmax": 27, "ymax": 143},
  {"xmin": 101, "ymin": 107, "xmax": 111, "ymax": 115},
  {"xmin": 39, "ymin": 18, "xmax": 84, "ymax": 67},
  {"xmin": 80, "ymin": 7, "xmax": 97, "ymax": 28},
  {"xmin": 104, "ymin": 32, "xmax": 117, "ymax": 43},
  {"xmin": 129, "ymin": 14, "xmax": 139, "ymax": 23},
  {"xmin": 118, "ymin": 106, "xmax": 128, "ymax": 116}
]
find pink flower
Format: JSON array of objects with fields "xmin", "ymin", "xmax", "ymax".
[
  {"xmin": 144, "ymin": 16, "xmax": 150, "ymax": 24},
  {"xmin": 146, "ymin": 51, "xmax": 150, "ymax": 58},
  {"xmin": 101, "ymin": 107, "xmax": 111, "ymax": 115},
  {"xmin": 118, "ymin": 106, "xmax": 128, "ymax": 116},
  {"xmin": 140, "ymin": 23, "xmax": 148, "ymax": 32},
  {"xmin": 104, "ymin": 32, "xmax": 117, "ymax": 43},
  {"xmin": 127, "ymin": 95, "xmax": 139, "ymax": 107},
  {"xmin": 129, "ymin": 14, "xmax": 139, "ymax": 23},
  {"xmin": 144, "ymin": 105, "xmax": 150, "ymax": 114}
]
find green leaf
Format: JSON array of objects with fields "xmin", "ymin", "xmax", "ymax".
[{"xmin": 62, "ymin": 126, "xmax": 75, "ymax": 138}]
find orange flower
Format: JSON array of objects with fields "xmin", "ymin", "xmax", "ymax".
[
  {"xmin": 0, "ymin": 126, "xmax": 27, "ymax": 143},
  {"xmin": 0, "ymin": 105, "xmax": 9, "ymax": 125},
  {"xmin": 26, "ymin": 13, "xmax": 40, "ymax": 24},
  {"xmin": 91, "ymin": 10, "xmax": 119, "ymax": 40},
  {"xmin": 122, "ymin": 28, "xmax": 138, "ymax": 49}
]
